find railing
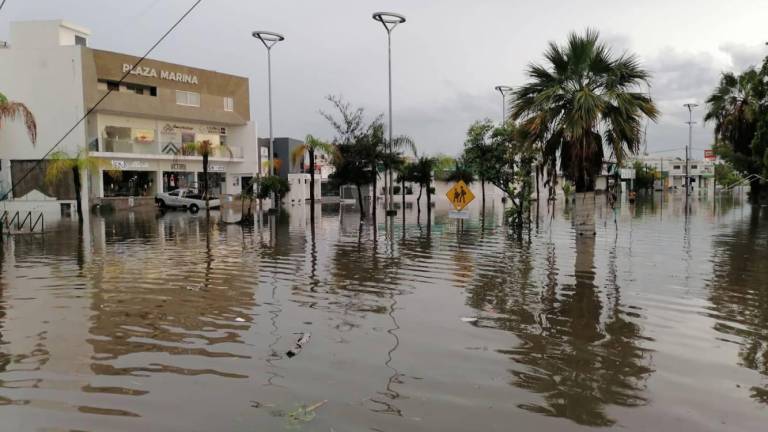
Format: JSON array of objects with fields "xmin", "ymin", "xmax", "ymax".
[
  {"xmin": 0, "ymin": 210, "xmax": 45, "ymax": 234},
  {"xmin": 721, "ymin": 174, "xmax": 768, "ymax": 192}
]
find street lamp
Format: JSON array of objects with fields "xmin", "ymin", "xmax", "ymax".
[
  {"xmin": 373, "ymin": 11, "xmax": 406, "ymax": 217},
  {"xmin": 494, "ymin": 85, "xmax": 513, "ymax": 124},
  {"xmin": 252, "ymin": 30, "xmax": 285, "ymax": 208},
  {"xmin": 683, "ymin": 103, "xmax": 698, "ymax": 198}
]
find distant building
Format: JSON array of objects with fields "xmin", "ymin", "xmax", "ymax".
[
  {"xmin": 0, "ymin": 20, "xmax": 259, "ymax": 210},
  {"xmin": 634, "ymin": 156, "xmax": 715, "ymax": 191}
]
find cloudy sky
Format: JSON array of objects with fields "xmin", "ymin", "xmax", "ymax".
[{"xmin": 2, "ymin": 0, "xmax": 767, "ymax": 159}]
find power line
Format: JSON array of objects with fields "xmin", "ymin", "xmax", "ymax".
[
  {"xmin": 1, "ymin": 0, "xmax": 204, "ymax": 201},
  {"xmin": 0, "ymin": 0, "xmax": 7, "ymax": 13}
]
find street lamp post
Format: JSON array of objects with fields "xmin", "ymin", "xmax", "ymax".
[
  {"xmin": 683, "ymin": 103, "xmax": 698, "ymax": 200},
  {"xmin": 494, "ymin": 85, "xmax": 513, "ymax": 124},
  {"xmin": 373, "ymin": 11, "xmax": 406, "ymax": 217},
  {"xmin": 252, "ymin": 30, "xmax": 285, "ymax": 208}
]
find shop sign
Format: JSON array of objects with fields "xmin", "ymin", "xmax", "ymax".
[
  {"xmin": 122, "ymin": 64, "xmax": 199, "ymax": 85},
  {"xmin": 704, "ymin": 149, "xmax": 716, "ymax": 161},
  {"xmin": 200, "ymin": 125, "xmax": 227, "ymax": 135},
  {"xmin": 171, "ymin": 163, "xmax": 187, "ymax": 171},
  {"xmin": 209, "ymin": 165, "xmax": 225, "ymax": 172},
  {"xmin": 110, "ymin": 160, "xmax": 150, "ymax": 170}
]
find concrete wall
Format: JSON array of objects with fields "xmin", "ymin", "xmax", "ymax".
[{"xmin": 82, "ymin": 49, "xmax": 250, "ymax": 125}]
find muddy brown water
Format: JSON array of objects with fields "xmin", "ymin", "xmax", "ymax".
[{"xmin": 0, "ymin": 194, "xmax": 766, "ymax": 431}]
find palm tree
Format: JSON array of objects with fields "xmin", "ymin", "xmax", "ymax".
[
  {"xmin": 0, "ymin": 92, "xmax": 37, "ymax": 143},
  {"xmin": 463, "ymin": 120, "xmax": 496, "ymax": 215},
  {"xmin": 704, "ymin": 69, "xmax": 765, "ymax": 203},
  {"xmin": 183, "ymin": 140, "xmax": 232, "ymax": 215},
  {"xmin": 45, "ymin": 149, "xmax": 97, "ymax": 223},
  {"xmin": 412, "ymin": 155, "xmax": 437, "ymax": 222},
  {"xmin": 511, "ymin": 30, "xmax": 657, "ymax": 236},
  {"xmin": 445, "ymin": 159, "xmax": 476, "ymax": 184},
  {"xmin": 291, "ymin": 134, "xmax": 337, "ymax": 208},
  {"xmin": 511, "ymin": 30, "xmax": 658, "ymax": 193}
]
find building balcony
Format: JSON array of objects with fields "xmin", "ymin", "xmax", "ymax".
[{"xmin": 93, "ymin": 138, "xmax": 243, "ymax": 159}]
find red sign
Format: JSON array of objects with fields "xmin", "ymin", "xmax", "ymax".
[{"xmin": 704, "ymin": 149, "xmax": 716, "ymax": 161}]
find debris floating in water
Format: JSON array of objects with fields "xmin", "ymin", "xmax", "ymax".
[
  {"xmin": 235, "ymin": 317, "xmax": 246, "ymax": 322},
  {"xmin": 286, "ymin": 332, "xmax": 311, "ymax": 358},
  {"xmin": 460, "ymin": 317, "xmax": 478, "ymax": 323}
]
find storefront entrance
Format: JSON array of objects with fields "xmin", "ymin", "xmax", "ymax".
[{"xmin": 103, "ymin": 170, "xmax": 155, "ymax": 197}]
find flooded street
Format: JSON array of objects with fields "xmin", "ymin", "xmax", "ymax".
[{"xmin": 0, "ymin": 195, "xmax": 766, "ymax": 431}]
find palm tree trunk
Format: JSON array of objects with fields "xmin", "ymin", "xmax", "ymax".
[
  {"xmin": 72, "ymin": 166, "xmax": 83, "ymax": 223},
  {"xmin": 371, "ymin": 165, "xmax": 377, "ymax": 223},
  {"xmin": 417, "ymin": 184, "xmax": 423, "ymax": 220},
  {"xmin": 481, "ymin": 178, "xmax": 486, "ymax": 219},
  {"xmin": 309, "ymin": 150, "xmax": 316, "ymax": 222},
  {"xmin": 402, "ymin": 179, "xmax": 406, "ymax": 225},
  {"xmin": 356, "ymin": 183, "xmax": 365, "ymax": 220},
  {"xmin": 574, "ymin": 192, "xmax": 596, "ymax": 236},
  {"xmin": 426, "ymin": 178, "xmax": 432, "ymax": 222},
  {"xmin": 749, "ymin": 177, "xmax": 762, "ymax": 204},
  {"xmin": 203, "ymin": 152, "xmax": 209, "ymax": 217}
]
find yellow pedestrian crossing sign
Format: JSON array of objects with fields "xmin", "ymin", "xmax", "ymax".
[{"xmin": 446, "ymin": 180, "xmax": 475, "ymax": 211}]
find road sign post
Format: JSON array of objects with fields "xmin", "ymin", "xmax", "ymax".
[{"xmin": 446, "ymin": 180, "xmax": 475, "ymax": 218}]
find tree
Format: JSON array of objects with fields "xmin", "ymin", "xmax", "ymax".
[
  {"xmin": 704, "ymin": 64, "xmax": 767, "ymax": 203},
  {"xmin": 510, "ymin": 29, "xmax": 658, "ymax": 193},
  {"xmin": 182, "ymin": 140, "xmax": 231, "ymax": 215},
  {"xmin": 44, "ymin": 149, "xmax": 97, "ymax": 223},
  {"xmin": 411, "ymin": 155, "xmax": 438, "ymax": 222},
  {"xmin": 489, "ymin": 122, "xmax": 537, "ymax": 228},
  {"xmin": 291, "ymin": 134, "xmax": 337, "ymax": 210},
  {"xmin": 714, "ymin": 161, "xmax": 742, "ymax": 188},
  {"xmin": 463, "ymin": 120, "xmax": 496, "ymax": 215},
  {"xmin": 0, "ymin": 92, "xmax": 37, "ymax": 144},
  {"xmin": 322, "ymin": 95, "xmax": 379, "ymax": 220},
  {"xmin": 256, "ymin": 175, "xmax": 290, "ymax": 204},
  {"xmin": 632, "ymin": 161, "xmax": 656, "ymax": 191},
  {"xmin": 445, "ymin": 158, "xmax": 476, "ymax": 185}
]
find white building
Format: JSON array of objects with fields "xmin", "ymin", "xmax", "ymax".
[
  {"xmin": 635, "ymin": 156, "xmax": 715, "ymax": 191},
  {"xmin": 0, "ymin": 20, "xmax": 259, "ymax": 211}
]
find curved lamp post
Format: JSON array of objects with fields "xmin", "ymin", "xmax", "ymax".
[
  {"xmin": 373, "ymin": 11, "xmax": 406, "ymax": 217},
  {"xmin": 252, "ymin": 30, "xmax": 285, "ymax": 208},
  {"xmin": 494, "ymin": 85, "xmax": 513, "ymax": 124}
]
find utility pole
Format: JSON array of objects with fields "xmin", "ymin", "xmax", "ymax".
[{"xmin": 683, "ymin": 103, "xmax": 698, "ymax": 205}]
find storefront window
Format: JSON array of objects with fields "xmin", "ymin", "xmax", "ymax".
[
  {"xmin": 103, "ymin": 171, "xmax": 155, "ymax": 197},
  {"xmin": 197, "ymin": 172, "xmax": 225, "ymax": 197},
  {"xmin": 163, "ymin": 171, "xmax": 196, "ymax": 192}
]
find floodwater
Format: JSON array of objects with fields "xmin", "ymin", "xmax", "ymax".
[{"xmin": 0, "ymin": 193, "xmax": 766, "ymax": 431}]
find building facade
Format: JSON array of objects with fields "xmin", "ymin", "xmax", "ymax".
[{"xmin": 0, "ymin": 20, "xmax": 258, "ymax": 210}]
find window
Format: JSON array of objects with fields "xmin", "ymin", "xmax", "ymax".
[
  {"xmin": 168, "ymin": 190, "xmax": 180, "ymax": 197},
  {"xmin": 126, "ymin": 83, "xmax": 157, "ymax": 96},
  {"xmin": 98, "ymin": 79, "xmax": 120, "ymax": 92},
  {"xmin": 176, "ymin": 90, "xmax": 200, "ymax": 107},
  {"xmin": 691, "ymin": 165, "xmax": 698, "ymax": 169},
  {"xmin": 75, "ymin": 35, "xmax": 87, "ymax": 47},
  {"xmin": 224, "ymin": 96, "xmax": 234, "ymax": 112},
  {"xmin": 673, "ymin": 165, "xmax": 681, "ymax": 170}
]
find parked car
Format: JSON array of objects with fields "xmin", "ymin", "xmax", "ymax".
[{"xmin": 155, "ymin": 188, "xmax": 220, "ymax": 213}]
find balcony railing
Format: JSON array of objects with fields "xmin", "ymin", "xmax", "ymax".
[{"xmin": 98, "ymin": 139, "xmax": 242, "ymax": 159}]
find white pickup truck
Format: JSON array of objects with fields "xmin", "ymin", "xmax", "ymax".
[{"xmin": 155, "ymin": 188, "xmax": 220, "ymax": 213}]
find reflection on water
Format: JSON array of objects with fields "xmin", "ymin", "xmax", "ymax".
[{"xmin": 0, "ymin": 193, "xmax": 766, "ymax": 431}]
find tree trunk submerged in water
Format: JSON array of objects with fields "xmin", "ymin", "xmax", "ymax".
[
  {"xmin": 573, "ymin": 192, "xmax": 596, "ymax": 237},
  {"xmin": 356, "ymin": 183, "xmax": 365, "ymax": 220},
  {"xmin": 749, "ymin": 177, "xmax": 763, "ymax": 204},
  {"xmin": 72, "ymin": 166, "xmax": 83, "ymax": 223}
]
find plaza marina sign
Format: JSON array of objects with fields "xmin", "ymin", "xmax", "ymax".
[{"xmin": 122, "ymin": 64, "xmax": 199, "ymax": 85}]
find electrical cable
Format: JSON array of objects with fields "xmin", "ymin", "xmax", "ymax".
[{"xmin": 0, "ymin": 0, "xmax": 204, "ymax": 201}]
